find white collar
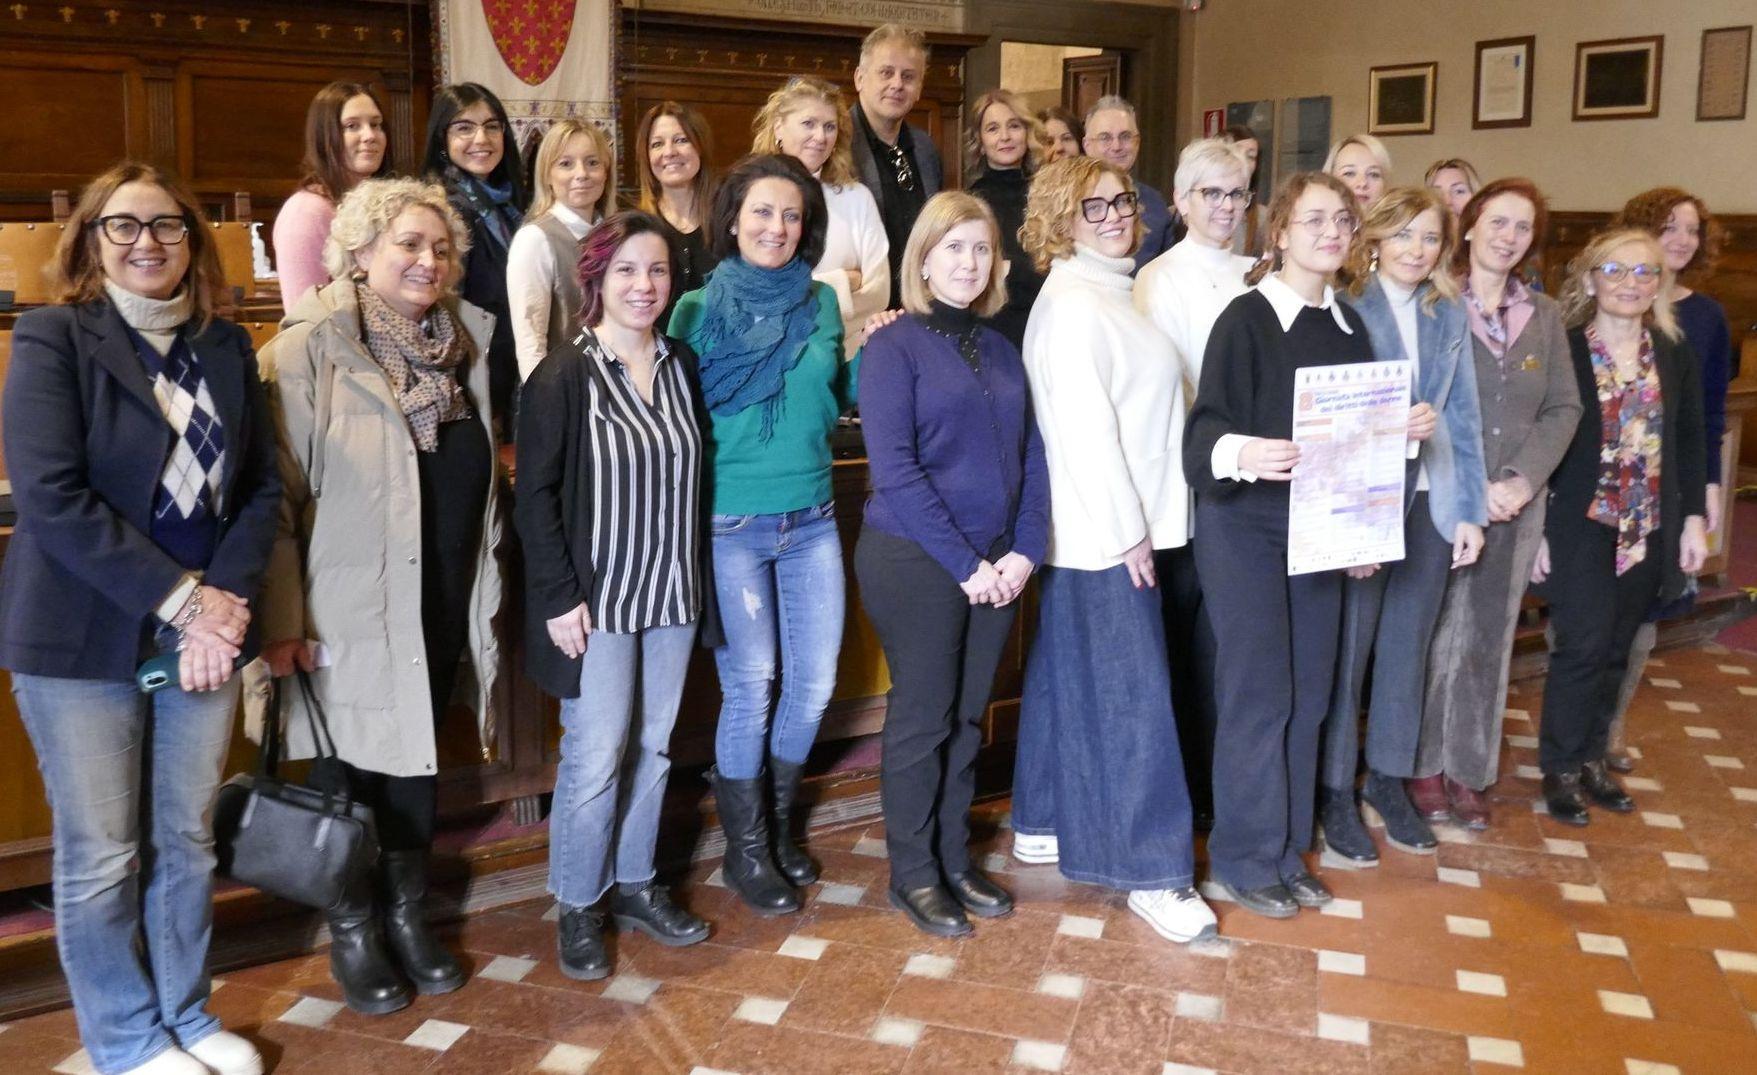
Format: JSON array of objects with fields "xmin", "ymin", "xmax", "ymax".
[
  {"xmin": 1256, "ymin": 273, "xmax": 1352, "ymax": 334},
  {"xmin": 551, "ymin": 203, "xmax": 595, "ymax": 238},
  {"xmin": 1171, "ymin": 236, "xmax": 1244, "ymax": 269},
  {"xmin": 1053, "ymin": 243, "xmax": 1138, "ymax": 294}
]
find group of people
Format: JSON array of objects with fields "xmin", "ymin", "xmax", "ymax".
[{"xmin": 0, "ymin": 17, "xmax": 1738, "ymax": 1075}]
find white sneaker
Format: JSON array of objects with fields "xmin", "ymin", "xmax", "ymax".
[
  {"xmin": 118, "ymin": 1047, "xmax": 210, "ymax": 1075},
  {"xmin": 1011, "ymin": 832, "xmax": 1059, "ymax": 864},
  {"xmin": 185, "ymin": 1030, "xmax": 265, "ymax": 1075},
  {"xmin": 1127, "ymin": 887, "xmax": 1218, "ymax": 943}
]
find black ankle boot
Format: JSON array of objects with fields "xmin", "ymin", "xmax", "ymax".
[
  {"xmin": 327, "ymin": 872, "xmax": 412, "ymax": 1015},
  {"xmin": 709, "ymin": 768, "xmax": 800, "ymax": 916},
  {"xmin": 1318, "ymin": 786, "xmax": 1379, "ymax": 868},
  {"xmin": 1542, "ymin": 770, "xmax": 1590, "ymax": 826},
  {"xmin": 380, "ymin": 849, "xmax": 466, "ymax": 995},
  {"xmin": 1362, "ymin": 770, "xmax": 1437, "ymax": 854},
  {"xmin": 1580, "ymin": 760, "xmax": 1635, "ymax": 813},
  {"xmin": 557, "ymin": 904, "xmax": 612, "ymax": 981},
  {"xmin": 610, "ymin": 882, "xmax": 711, "ymax": 946},
  {"xmin": 767, "ymin": 758, "xmax": 819, "ymax": 887}
]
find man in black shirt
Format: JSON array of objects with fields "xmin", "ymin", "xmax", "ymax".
[{"xmin": 850, "ymin": 23, "xmax": 944, "ymax": 306}]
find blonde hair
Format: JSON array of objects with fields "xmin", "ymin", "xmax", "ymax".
[
  {"xmin": 859, "ymin": 23, "xmax": 928, "ymax": 67},
  {"xmin": 1021, "ymin": 156, "xmax": 1143, "ymax": 273},
  {"xmin": 1558, "ymin": 228, "xmax": 1679, "ymax": 339},
  {"xmin": 323, "ymin": 176, "xmax": 471, "ymax": 285},
  {"xmin": 900, "ymin": 192, "xmax": 1008, "ymax": 318},
  {"xmin": 1324, "ymin": 133, "xmax": 1392, "ymax": 175},
  {"xmin": 1343, "ymin": 186, "xmax": 1460, "ymax": 309},
  {"xmin": 751, "ymin": 76, "xmax": 857, "ymax": 189},
  {"xmin": 528, "ymin": 120, "xmax": 616, "ymax": 222},
  {"xmin": 964, "ymin": 89, "xmax": 1047, "ymax": 181},
  {"xmin": 1423, "ymin": 158, "xmax": 1481, "ymax": 195}
]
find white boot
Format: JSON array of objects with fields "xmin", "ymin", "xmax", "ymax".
[
  {"xmin": 1127, "ymin": 887, "xmax": 1218, "ymax": 943},
  {"xmin": 185, "ymin": 1030, "xmax": 265, "ymax": 1075},
  {"xmin": 117, "ymin": 1047, "xmax": 210, "ymax": 1075},
  {"xmin": 1011, "ymin": 832, "xmax": 1059, "ymax": 864}
]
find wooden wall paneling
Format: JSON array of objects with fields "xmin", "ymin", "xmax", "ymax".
[{"xmin": 0, "ymin": 50, "xmax": 148, "ymax": 198}]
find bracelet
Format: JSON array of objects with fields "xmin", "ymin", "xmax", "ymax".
[{"xmin": 172, "ymin": 588, "xmax": 203, "ymax": 649}]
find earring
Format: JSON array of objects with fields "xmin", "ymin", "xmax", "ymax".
[
  {"xmin": 922, "ymin": 269, "xmax": 930, "ymax": 280},
  {"xmin": 1369, "ymin": 249, "xmax": 1379, "ymax": 272}
]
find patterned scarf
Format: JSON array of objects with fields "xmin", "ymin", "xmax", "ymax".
[
  {"xmin": 357, "ymin": 283, "xmax": 472, "ymax": 452},
  {"xmin": 1463, "ymin": 276, "xmax": 1529, "ymax": 359},
  {"xmin": 446, "ymin": 166, "xmax": 521, "ymax": 250},
  {"xmin": 694, "ymin": 254, "xmax": 817, "ymax": 439},
  {"xmin": 1584, "ymin": 324, "xmax": 1663, "ymax": 576}
]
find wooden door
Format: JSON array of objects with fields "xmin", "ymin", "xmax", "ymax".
[{"xmin": 1063, "ymin": 52, "xmax": 1123, "ymax": 117}]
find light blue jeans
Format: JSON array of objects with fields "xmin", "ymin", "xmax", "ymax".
[
  {"xmin": 548, "ymin": 624, "xmax": 698, "ymax": 907},
  {"xmin": 13, "ymin": 673, "xmax": 238, "ymax": 1075},
  {"xmin": 708, "ymin": 502, "xmax": 846, "ymax": 779}
]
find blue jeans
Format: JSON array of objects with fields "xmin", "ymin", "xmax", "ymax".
[
  {"xmin": 13, "ymin": 673, "xmax": 237, "ymax": 1075},
  {"xmin": 548, "ymin": 624, "xmax": 697, "ymax": 907},
  {"xmin": 709, "ymin": 502, "xmax": 845, "ymax": 779}
]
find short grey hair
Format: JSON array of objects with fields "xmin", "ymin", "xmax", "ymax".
[
  {"xmin": 1084, "ymin": 94, "xmax": 1136, "ymax": 127},
  {"xmin": 322, "ymin": 176, "xmax": 471, "ymax": 283},
  {"xmin": 1174, "ymin": 138, "xmax": 1251, "ymax": 196}
]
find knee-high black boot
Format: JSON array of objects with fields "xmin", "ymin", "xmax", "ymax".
[
  {"xmin": 709, "ymin": 767, "xmax": 800, "ymax": 915},
  {"xmin": 768, "ymin": 758, "xmax": 820, "ymax": 886},
  {"xmin": 327, "ymin": 870, "xmax": 412, "ymax": 1015},
  {"xmin": 380, "ymin": 848, "xmax": 466, "ymax": 995}
]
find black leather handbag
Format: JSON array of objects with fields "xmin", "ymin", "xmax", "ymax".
[{"xmin": 213, "ymin": 671, "xmax": 378, "ymax": 912}]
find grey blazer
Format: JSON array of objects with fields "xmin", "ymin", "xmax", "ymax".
[
  {"xmin": 1468, "ymin": 290, "xmax": 1581, "ymax": 492},
  {"xmin": 850, "ymin": 104, "xmax": 943, "ymax": 209}
]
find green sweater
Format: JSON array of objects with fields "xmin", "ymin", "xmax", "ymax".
[{"xmin": 669, "ymin": 280, "xmax": 856, "ymax": 515}]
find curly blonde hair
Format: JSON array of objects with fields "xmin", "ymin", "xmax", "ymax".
[
  {"xmin": 751, "ymin": 76, "xmax": 857, "ymax": 189},
  {"xmin": 964, "ymin": 89, "xmax": 1047, "ymax": 182},
  {"xmin": 1609, "ymin": 186, "xmax": 1724, "ymax": 282},
  {"xmin": 1557, "ymin": 227, "xmax": 1678, "ymax": 340},
  {"xmin": 1020, "ymin": 156, "xmax": 1142, "ymax": 273},
  {"xmin": 528, "ymin": 119, "xmax": 616, "ymax": 222},
  {"xmin": 900, "ymin": 192, "xmax": 1008, "ymax": 318},
  {"xmin": 323, "ymin": 176, "xmax": 471, "ymax": 285},
  {"xmin": 1343, "ymin": 186, "xmax": 1460, "ymax": 309}
]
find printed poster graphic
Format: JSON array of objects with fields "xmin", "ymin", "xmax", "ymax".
[{"xmin": 1287, "ymin": 361, "xmax": 1411, "ymax": 576}]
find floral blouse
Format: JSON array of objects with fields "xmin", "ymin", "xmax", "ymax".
[{"xmin": 1585, "ymin": 324, "xmax": 1663, "ymax": 576}]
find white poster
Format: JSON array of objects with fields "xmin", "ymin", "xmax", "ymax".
[{"xmin": 1286, "ymin": 361, "xmax": 1410, "ymax": 576}]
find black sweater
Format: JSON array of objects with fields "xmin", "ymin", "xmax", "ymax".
[
  {"xmin": 1183, "ymin": 289, "xmax": 1375, "ymax": 505},
  {"xmin": 968, "ymin": 167, "xmax": 1044, "ymax": 351}
]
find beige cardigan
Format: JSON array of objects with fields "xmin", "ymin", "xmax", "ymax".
[{"xmin": 256, "ymin": 279, "xmax": 504, "ymax": 777}]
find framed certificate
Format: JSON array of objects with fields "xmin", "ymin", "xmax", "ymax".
[
  {"xmin": 1698, "ymin": 25, "xmax": 1752, "ymax": 121},
  {"xmin": 1474, "ymin": 36, "xmax": 1535, "ymax": 129},
  {"xmin": 1368, "ymin": 62, "xmax": 1437, "ymax": 135}
]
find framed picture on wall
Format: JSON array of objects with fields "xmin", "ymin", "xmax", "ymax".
[
  {"xmin": 1473, "ymin": 36, "xmax": 1535, "ymax": 128},
  {"xmin": 1573, "ymin": 35, "xmax": 1664, "ymax": 120},
  {"xmin": 1697, "ymin": 25, "xmax": 1751, "ymax": 121},
  {"xmin": 1367, "ymin": 62, "xmax": 1436, "ymax": 135}
]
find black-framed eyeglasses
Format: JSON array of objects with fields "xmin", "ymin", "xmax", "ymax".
[
  {"xmin": 1079, "ymin": 191, "xmax": 1140, "ymax": 223},
  {"xmin": 1194, "ymin": 186, "xmax": 1253, "ymax": 208},
  {"xmin": 447, "ymin": 119, "xmax": 506, "ymax": 140},
  {"xmin": 1594, "ymin": 261, "xmax": 1662, "ymax": 285},
  {"xmin": 93, "ymin": 214, "xmax": 190, "ymax": 245},
  {"xmin": 888, "ymin": 144, "xmax": 917, "ymax": 193}
]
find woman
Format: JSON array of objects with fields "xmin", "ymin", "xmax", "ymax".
[
  {"xmin": 1132, "ymin": 136, "xmax": 1258, "ymax": 827},
  {"xmin": 753, "ymin": 76, "xmax": 889, "ymax": 358},
  {"xmin": 259, "ymin": 177, "xmax": 502, "ymax": 1014},
  {"xmin": 1221, "ymin": 124, "xmax": 1265, "ymax": 257},
  {"xmin": 1325, "ymin": 134, "xmax": 1391, "ymax": 212},
  {"xmin": 857, "ymin": 192, "xmax": 1049, "ymax": 937},
  {"xmin": 637, "ymin": 102, "xmax": 720, "ymax": 311},
  {"xmin": 1038, "ymin": 106, "xmax": 1083, "ymax": 163},
  {"xmin": 1532, "ymin": 229, "xmax": 1707, "ymax": 824},
  {"xmin": 668, "ymin": 154, "xmax": 849, "ymax": 917},
  {"xmin": 1596, "ymin": 189, "xmax": 1737, "ymax": 771},
  {"xmin": 507, "ymin": 119, "xmax": 615, "ymax": 381},
  {"xmin": 1319, "ymin": 187, "xmax": 1487, "ymax": 862},
  {"xmin": 1, "ymin": 163, "xmax": 281, "ymax": 1075},
  {"xmin": 516, "ymin": 212, "xmax": 717, "ymax": 977},
  {"xmin": 274, "ymin": 82, "xmax": 390, "ymax": 313},
  {"xmin": 1184, "ymin": 172, "xmax": 1372, "ymax": 919},
  {"xmin": 1011, "ymin": 157, "xmax": 1216, "ymax": 944},
  {"xmin": 1425, "ymin": 158, "xmax": 1481, "ymax": 219},
  {"xmin": 965, "ymin": 89, "xmax": 1047, "ymax": 349},
  {"xmin": 1417, "ymin": 179, "xmax": 1581, "ymax": 828},
  {"xmin": 422, "ymin": 82, "xmax": 525, "ymax": 434}
]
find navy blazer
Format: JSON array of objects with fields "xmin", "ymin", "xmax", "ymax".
[
  {"xmin": 1344, "ymin": 276, "xmax": 1489, "ymax": 542},
  {"xmin": 0, "ymin": 298, "xmax": 282, "ymax": 679}
]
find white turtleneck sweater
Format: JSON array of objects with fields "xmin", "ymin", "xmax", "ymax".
[
  {"xmin": 1022, "ymin": 244, "xmax": 1188, "ymax": 570},
  {"xmin": 103, "ymin": 280, "xmax": 205, "ymax": 621},
  {"xmin": 1133, "ymin": 236, "xmax": 1255, "ymax": 396}
]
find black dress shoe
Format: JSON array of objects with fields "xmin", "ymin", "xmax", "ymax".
[
  {"xmin": 889, "ymin": 883, "xmax": 973, "ymax": 937},
  {"xmin": 1605, "ymin": 751, "xmax": 1636, "ymax": 774},
  {"xmin": 609, "ymin": 883, "xmax": 710, "ymax": 947},
  {"xmin": 557, "ymin": 904, "xmax": 613, "ymax": 980},
  {"xmin": 946, "ymin": 870, "xmax": 1014, "ymax": 918},
  {"xmin": 1580, "ymin": 760, "xmax": 1636, "ymax": 813},
  {"xmin": 1318, "ymin": 787, "xmax": 1379, "ymax": 869},
  {"xmin": 1362, "ymin": 771, "xmax": 1438, "ymax": 854},
  {"xmin": 1281, "ymin": 871, "xmax": 1333, "ymax": 908},
  {"xmin": 1542, "ymin": 771, "xmax": 1590, "ymax": 827},
  {"xmin": 1221, "ymin": 881, "xmax": 1299, "ymax": 919}
]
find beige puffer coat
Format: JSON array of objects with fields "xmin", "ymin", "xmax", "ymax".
[{"xmin": 256, "ymin": 278, "xmax": 503, "ymax": 777}]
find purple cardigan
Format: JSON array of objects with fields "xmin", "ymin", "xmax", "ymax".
[{"xmin": 858, "ymin": 310, "xmax": 1050, "ymax": 581}]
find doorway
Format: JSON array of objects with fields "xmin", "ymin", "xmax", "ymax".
[{"xmin": 999, "ymin": 41, "xmax": 1119, "ymax": 119}]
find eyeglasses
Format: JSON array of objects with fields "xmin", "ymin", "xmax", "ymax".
[
  {"xmin": 1088, "ymin": 131, "xmax": 1138, "ymax": 148},
  {"xmin": 1293, "ymin": 211, "xmax": 1359, "ymax": 236},
  {"xmin": 888, "ymin": 144, "xmax": 917, "ymax": 193},
  {"xmin": 93, "ymin": 214, "xmax": 190, "ymax": 245},
  {"xmin": 1080, "ymin": 191, "xmax": 1140, "ymax": 223},
  {"xmin": 447, "ymin": 119, "xmax": 506, "ymax": 140},
  {"xmin": 1594, "ymin": 261, "xmax": 1662, "ymax": 285},
  {"xmin": 1193, "ymin": 186, "xmax": 1253, "ymax": 208}
]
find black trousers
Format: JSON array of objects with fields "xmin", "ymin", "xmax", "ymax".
[
  {"xmin": 1154, "ymin": 544, "xmax": 1217, "ymax": 817},
  {"xmin": 855, "ymin": 529, "xmax": 1018, "ymax": 891},
  {"xmin": 1539, "ymin": 520, "xmax": 1662, "ymax": 774}
]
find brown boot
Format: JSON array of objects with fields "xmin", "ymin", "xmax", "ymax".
[
  {"xmin": 1405, "ymin": 775, "xmax": 1450, "ymax": 821},
  {"xmin": 1444, "ymin": 777, "xmax": 1491, "ymax": 830}
]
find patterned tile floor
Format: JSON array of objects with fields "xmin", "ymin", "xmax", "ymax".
[{"xmin": 5, "ymin": 641, "xmax": 1757, "ymax": 1074}]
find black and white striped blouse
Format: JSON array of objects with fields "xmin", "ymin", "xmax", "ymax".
[{"xmin": 575, "ymin": 329, "xmax": 703, "ymax": 633}]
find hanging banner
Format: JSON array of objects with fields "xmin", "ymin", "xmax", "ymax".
[{"xmin": 436, "ymin": 0, "xmax": 617, "ymax": 149}]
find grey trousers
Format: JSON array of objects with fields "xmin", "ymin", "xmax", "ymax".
[
  {"xmin": 1414, "ymin": 500, "xmax": 1546, "ymax": 789},
  {"xmin": 1320, "ymin": 493, "xmax": 1457, "ymax": 790}
]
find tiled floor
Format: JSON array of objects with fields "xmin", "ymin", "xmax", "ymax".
[{"xmin": 6, "ymin": 642, "xmax": 1757, "ymax": 1074}]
